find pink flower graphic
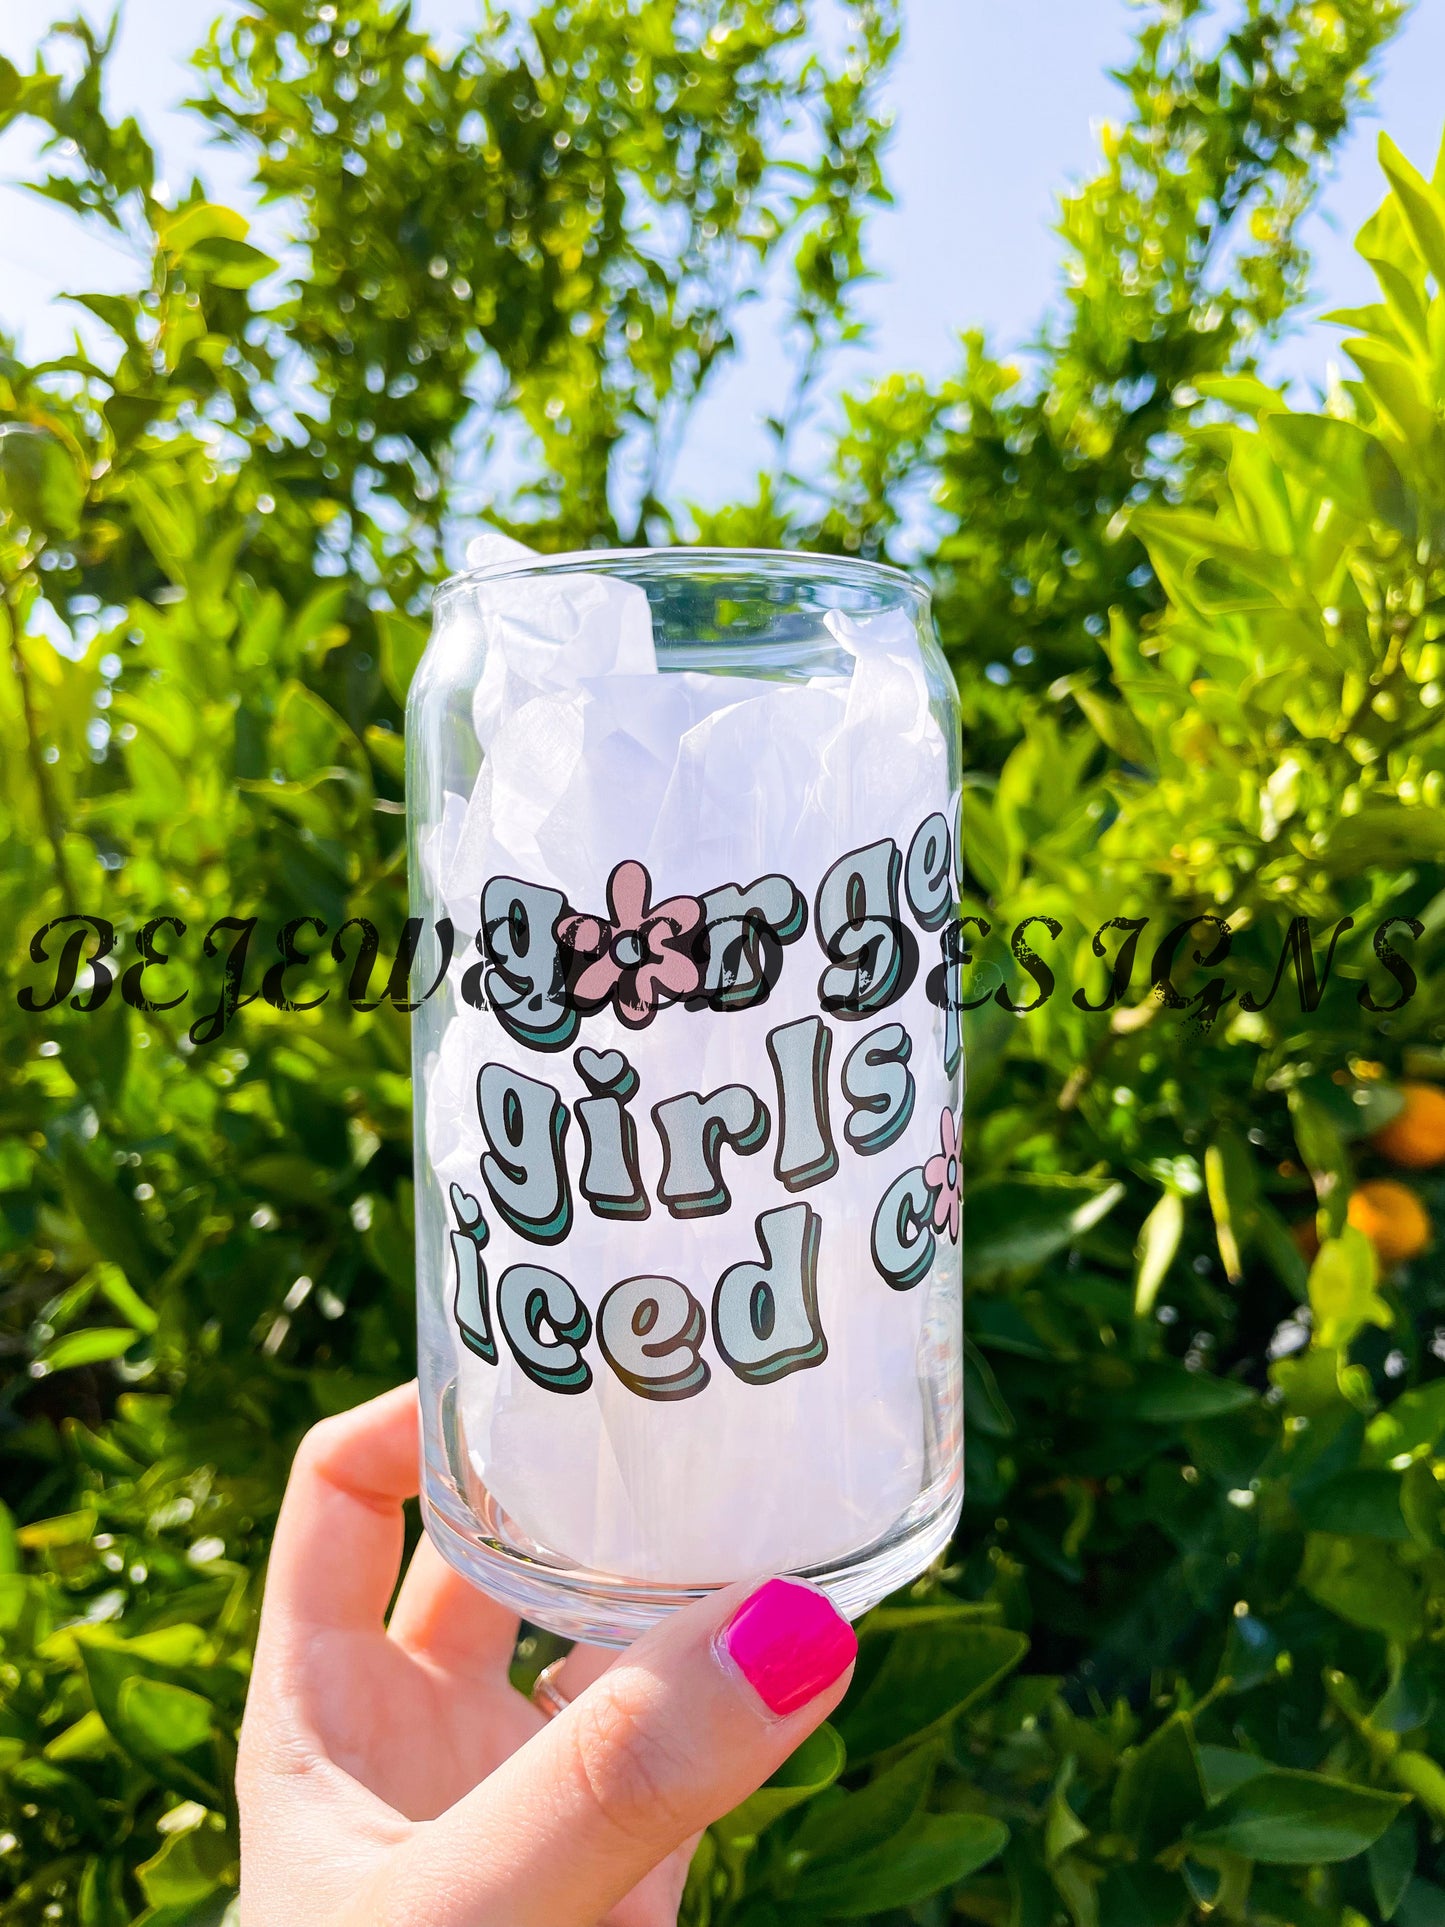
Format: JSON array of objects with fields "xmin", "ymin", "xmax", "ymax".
[
  {"xmin": 923, "ymin": 1107, "xmax": 962, "ymax": 1244},
  {"xmin": 556, "ymin": 860, "xmax": 702, "ymax": 1029}
]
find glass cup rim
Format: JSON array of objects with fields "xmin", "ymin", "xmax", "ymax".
[{"xmin": 433, "ymin": 544, "xmax": 928, "ymax": 611}]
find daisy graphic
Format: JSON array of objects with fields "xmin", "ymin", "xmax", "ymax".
[{"xmin": 555, "ymin": 860, "xmax": 702, "ymax": 1029}]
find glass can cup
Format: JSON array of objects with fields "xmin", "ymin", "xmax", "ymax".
[{"xmin": 408, "ymin": 548, "xmax": 964, "ymax": 1645}]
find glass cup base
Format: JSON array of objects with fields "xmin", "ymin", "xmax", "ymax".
[{"xmin": 421, "ymin": 1452, "xmax": 963, "ymax": 1648}]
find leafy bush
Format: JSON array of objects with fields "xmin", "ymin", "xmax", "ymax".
[{"xmin": 5, "ymin": 2, "xmax": 1445, "ymax": 1923}]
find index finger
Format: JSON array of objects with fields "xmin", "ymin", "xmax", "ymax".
[{"xmin": 262, "ymin": 1381, "xmax": 421, "ymax": 1637}]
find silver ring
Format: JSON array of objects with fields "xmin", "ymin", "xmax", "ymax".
[{"xmin": 531, "ymin": 1657, "xmax": 571, "ymax": 1720}]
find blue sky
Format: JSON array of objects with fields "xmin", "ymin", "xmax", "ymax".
[{"xmin": 3, "ymin": 0, "xmax": 1443, "ymax": 512}]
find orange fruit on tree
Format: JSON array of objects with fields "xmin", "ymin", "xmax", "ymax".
[
  {"xmin": 1371, "ymin": 1082, "xmax": 1445, "ymax": 1169},
  {"xmin": 1347, "ymin": 1179, "xmax": 1432, "ymax": 1267}
]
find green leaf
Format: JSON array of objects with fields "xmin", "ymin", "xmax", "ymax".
[
  {"xmin": 157, "ymin": 202, "xmax": 249, "ymax": 254},
  {"xmin": 125, "ymin": 471, "xmax": 196, "ymax": 574},
  {"xmin": 0, "ymin": 1138, "xmax": 36, "ymax": 1189},
  {"xmin": 1203, "ymin": 1130, "xmax": 1257, "ymax": 1285},
  {"xmin": 1295, "ymin": 1469, "xmax": 1408, "ymax": 1539},
  {"xmin": 959, "ymin": 787, "xmax": 1011, "ymax": 896},
  {"xmin": 45, "ymin": 1710, "xmax": 111, "ymax": 1762},
  {"xmin": 1262, "ymin": 412, "xmax": 1407, "ymax": 529},
  {"xmin": 963, "ymin": 1337, "xmax": 1015, "ymax": 1438},
  {"xmin": 180, "ymin": 236, "xmax": 276, "ymax": 289},
  {"xmin": 67, "ymin": 291, "xmax": 142, "ymax": 345},
  {"xmin": 1193, "ymin": 373, "xmax": 1288, "ymax": 413},
  {"xmin": 1357, "ymin": 192, "xmax": 1424, "ymax": 280},
  {"xmin": 790, "ymin": 1811, "xmax": 1008, "ymax": 1919},
  {"xmin": 284, "ymin": 584, "xmax": 349, "ymax": 668},
  {"xmin": 92, "ymin": 1262, "xmax": 159, "ymax": 1335},
  {"xmin": 713, "ymin": 1723, "xmax": 845, "ymax": 1844},
  {"xmin": 1309, "ymin": 1227, "xmax": 1390, "ymax": 1351},
  {"xmin": 1069, "ymin": 682, "xmax": 1150, "ymax": 764},
  {"xmin": 1198, "ymin": 1747, "xmax": 1273, "ymax": 1803},
  {"xmin": 792, "ymin": 1744, "xmax": 935, "ymax": 1864},
  {"xmin": 1188, "ymin": 1766, "xmax": 1405, "ymax": 1864},
  {"xmin": 1399, "ymin": 1880, "xmax": 1445, "ymax": 1927},
  {"xmin": 1133, "ymin": 1187, "xmax": 1183, "ymax": 1317},
  {"xmin": 1347, "ymin": 337, "xmax": 1437, "ymax": 447},
  {"xmin": 59, "ymin": 1139, "xmax": 157, "ymax": 1286},
  {"xmin": 270, "ymin": 680, "xmax": 360, "ymax": 783},
  {"xmin": 77, "ymin": 1638, "xmax": 223, "ymax": 1805},
  {"xmin": 967, "ymin": 1299, "xmax": 1053, "ymax": 1359},
  {"xmin": 1253, "ymin": 1200, "xmax": 1310, "ymax": 1301},
  {"xmin": 1096, "ymin": 1864, "xmax": 1190, "ymax": 1927},
  {"xmin": 1371, "ymin": 1815, "xmax": 1419, "ymax": 1920},
  {"xmin": 376, "ymin": 607, "xmax": 430, "ymax": 705},
  {"xmin": 1369, "ymin": 1380, "xmax": 1445, "ymax": 1461},
  {"xmin": 1302, "ymin": 1534, "xmax": 1425, "ymax": 1641},
  {"xmin": 78, "ymin": 1852, "xmax": 130, "ymax": 1927},
  {"xmin": 1123, "ymin": 1364, "xmax": 1254, "ymax": 1424},
  {"xmin": 12, "ymin": 1756, "xmax": 104, "ymax": 1829},
  {"xmin": 1392, "ymin": 1752, "xmax": 1445, "ymax": 1823},
  {"xmin": 838, "ymin": 1622, "xmax": 1028, "ymax": 1762},
  {"xmin": 1112, "ymin": 1713, "xmax": 1208, "ymax": 1855},
  {"xmin": 0, "ymin": 422, "xmax": 86, "ymax": 538},
  {"xmin": 38, "ymin": 1326, "xmax": 141, "ymax": 1371},
  {"xmin": 966, "ymin": 1176, "xmax": 1124, "ymax": 1275},
  {"xmin": 120, "ymin": 1678, "xmax": 215, "ymax": 1757},
  {"xmin": 17, "ymin": 1508, "xmax": 97, "ymax": 1549},
  {"xmin": 1379, "ymin": 134, "xmax": 1445, "ymax": 287},
  {"xmin": 1404, "ymin": 1457, "xmax": 1445, "ymax": 1545},
  {"xmin": 132, "ymin": 1893, "xmax": 238, "ymax": 1927},
  {"xmin": 1045, "ymin": 1771, "xmax": 1089, "ymax": 1863},
  {"xmin": 365, "ymin": 723, "xmax": 406, "ymax": 781},
  {"xmin": 1289, "ymin": 1089, "xmax": 1350, "ymax": 1239},
  {"xmin": 137, "ymin": 1817, "xmax": 235, "ymax": 1910}
]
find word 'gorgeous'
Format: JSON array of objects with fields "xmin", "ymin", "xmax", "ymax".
[
  {"xmin": 473, "ymin": 823, "xmax": 961, "ymax": 1048},
  {"xmin": 445, "ymin": 818, "xmax": 963, "ymax": 1401}
]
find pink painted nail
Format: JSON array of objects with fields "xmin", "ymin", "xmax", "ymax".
[{"xmin": 717, "ymin": 1578, "xmax": 858, "ymax": 1717}]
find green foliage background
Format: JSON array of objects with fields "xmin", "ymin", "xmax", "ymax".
[{"xmin": 5, "ymin": 1, "xmax": 1445, "ymax": 1921}]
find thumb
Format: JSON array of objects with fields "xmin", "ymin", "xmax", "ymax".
[{"xmin": 384, "ymin": 1577, "xmax": 856, "ymax": 1927}]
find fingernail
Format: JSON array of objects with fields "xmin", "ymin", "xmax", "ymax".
[{"xmin": 717, "ymin": 1578, "xmax": 857, "ymax": 1717}]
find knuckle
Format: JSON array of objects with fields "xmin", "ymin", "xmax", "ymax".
[
  {"xmin": 289, "ymin": 1412, "xmax": 394, "ymax": 1516},
  {"xmin": 564, "ymin": 1676, "xmax": 697, "ymax": 1848},
  {"xmin": 293, "ymin": 1412, "xmax": 347, "ymax": 1476},
  {"xmin": 289, "ymin": 1416, "xmax": 372, "ymax": 1508},
  {"xmin": 236, "ymin": 1703, "xmax": 320, "ymax": 1797}
]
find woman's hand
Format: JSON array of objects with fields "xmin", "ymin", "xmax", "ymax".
[{"xmin": 237, "ymin": 1384, "xmax": 857, "ymax": 1927}]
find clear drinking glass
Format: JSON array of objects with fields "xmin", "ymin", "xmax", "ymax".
[{"xmin": 408, "ymin": 548, "xmax": 963, "ymax": 1645}]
